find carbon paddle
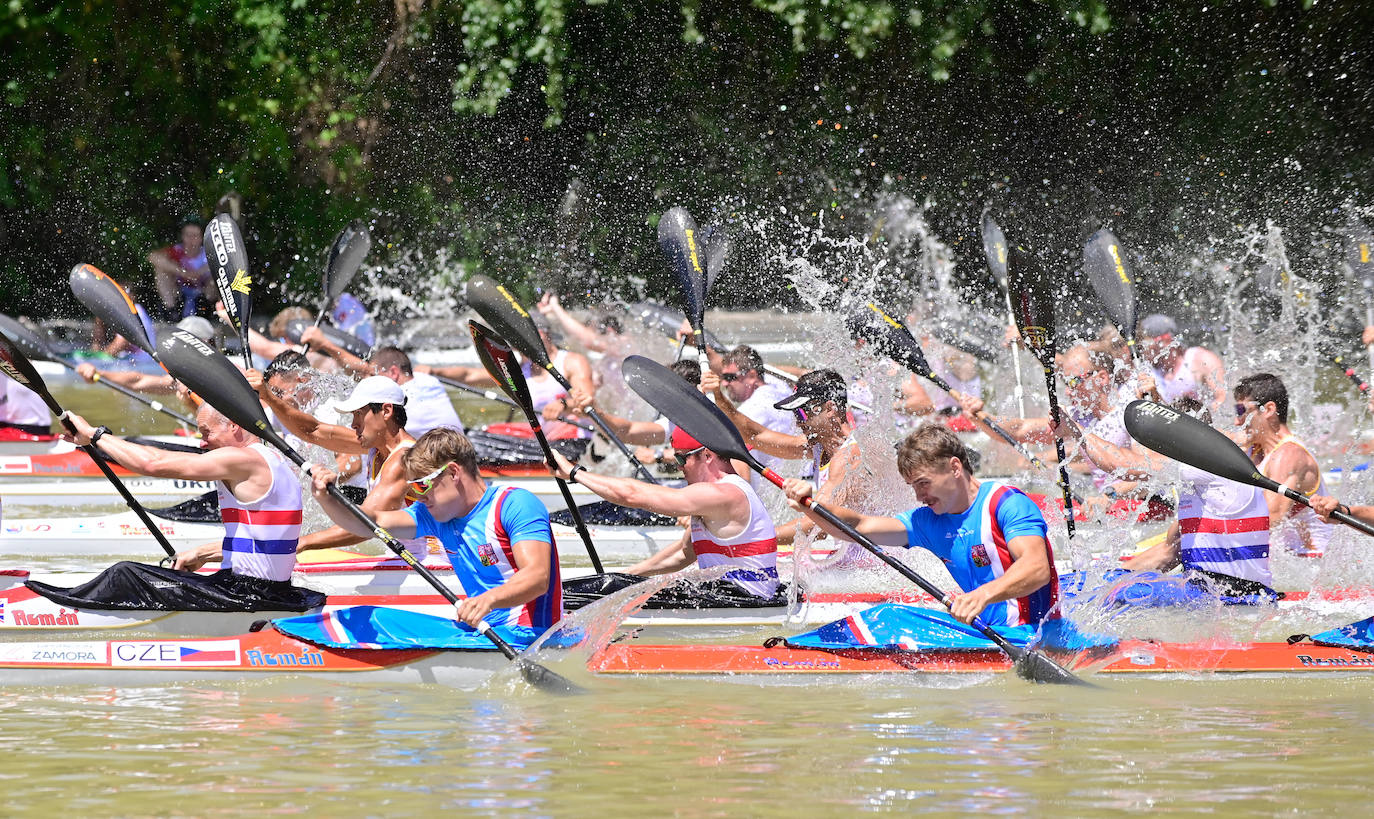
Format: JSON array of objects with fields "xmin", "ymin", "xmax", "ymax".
[
  {"xmin": 470, "ymin": 320, "xmax": 604, "ymax": 572},
  {"xmin": 0, "ymin": 332, "xmax": 178, "ymax": 557},
  {"xmin": 1124, "ymin": 399, "xmax": 1374, "ymax": 537},
  {"xmin": 1082, "ymin": 228, "xmax": 1139, "ymax": 356},
  {"xmin": 1345, "ymin": 219, "xmax": 1374, "ymax": 376},
  {"xmin": 1005, "ymin": 245, "xmax": 1076, "ymax": 540},
  {"xmin": 156, "ymin": 330, "xmax": 580, "ymax": 694},
  {"xmin": 314, "ymin": 219, "xmax": 371, "ymax": 328},
  {"xmin": 621, "ymin": 354, "xmax": 1087, "ymax": 686},
  {"xmin": 846, "ymin": 303, "xmax": 1052, "ymax": 472},
  {"xmin": 982, "ymin": 210, "xmax": 1027, "ymax": 416},
  {"xmin": 465, "ymin": 275, "xmax": 658, "ymax": 483},
  {"xmin": 204, "ymin": 213, "xmax": 253, "ymax": 368},
  {"xmin": 0, "ymin": 313, "xmax": 195, "ymax": 426},
  {"xmin": 657, "ymin": 207, "xmax": 710, "ymax": 371}
]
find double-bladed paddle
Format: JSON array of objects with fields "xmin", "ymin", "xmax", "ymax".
[
  {"xmin": 1345, "ymin": 219, "xmax": 1374, "ymax": 377},
  {"xmin": 156, "ymin": 330, "xmax": 581, "ymax": 694},
  {"xmin": 621, "ymin": 354, "xmax": 1087, "ymax": 685},
  {"xmin": 0, "ymin": 313, "xmax": 195, "ymax": 426},
  {"xmin": 465, "ymin": 275, "xmax": 658, "ymax": 483},
  {"xmin": 0, "ymin": 332, "xmax": 178, "ymax": 557},
  {"xmin": 204, "ymin": 213, "xmax": 253, "ymax": 368},
  {"xmin": 469, "ymin": 320, "xmax": 604, "ymax": 573},
  {"xmin": 1082, "ymin": 228, "xmax": 1139, "ymax": 357},
  {"xmin": 1005, "ymin": 245, "xmax": 1076, "ymax": 540},
  {"xmin": 1124, "ymin": 399, "xmax": 1374, "ymax": 537},
  {"xmin": 982, "ymin": 211, "xmax": 1027, "ymax": 416},
  {"xmin": 657, "ymin": 207, "xmax": 710, "ymax": 371},
  {"xmin": 845, "ymin": 304, "xmax": 1053, "ymax": 473},
  {"xmin": 314, "ymin": 219, "xmax": 371, "ymax": 329}
]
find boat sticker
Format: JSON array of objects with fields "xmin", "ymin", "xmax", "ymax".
[
  {"xmin": 0, "ymin": 457, "xmax": 32, "ymax": 474},
  {"xmin": 246, "ymin": 649, "xmax": 326, "ymax": 667},
  {"xmin": 0, "ymin": 642, "xmax": 108, "ymax": 665},
  {"xmin": 10, "ymin": 608, "xmax": 80, "ymax": 627},
  {"xmin": 111, "ymin": 640, "xmax": 241, "ymax": 666}
]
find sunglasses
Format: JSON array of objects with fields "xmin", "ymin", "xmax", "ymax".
[
  {"xmin": 1063, "ymin": 375, "xmax": 1084, "ymax": 388},
  {"xmin": 1235, "ymin": 402, "xmax": 1255, "ymax": 419},
  {"xmin": 674, "ymin": 446, "xmax": 706, "ymax": 467},
  {"xmin": 792, "ymin": 399, "xmax": 825, "ymax": 423},
  {"xmin": 720, "ymin": 372, "xmax": 741, "ymax": 383},
  {"xmin": 406, "ymin": 461, "xmax": 454, "ymax": 500}
]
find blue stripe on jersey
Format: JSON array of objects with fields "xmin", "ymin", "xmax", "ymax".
[
  {"xmin": 223, "ymin": 538, "xmax": 297, "ymax": 555},
  {"xmin": 1181, "ymin": 545, "xmax": 1270, "ymax": 563}
]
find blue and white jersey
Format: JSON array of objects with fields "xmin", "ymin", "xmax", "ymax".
[
  {"xmin": 895, "ymin": 481, "xmax": 1057, "ymax": 627},
  {"xmin": 405, "ymin": 484, "xmax": 561, "ymax": 629}
]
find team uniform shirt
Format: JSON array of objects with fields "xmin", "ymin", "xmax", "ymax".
[
  {"xmin": 217, "ymin": 443, "xmax": 304, "ymax": 582},
  {"xmin": 330, "ymin": 293, "xmax": 376, "ymax": 347},
  {"xmin": 400, "ymin": 372, "xmax": 464, "ymax": 439},
  {"xmin": 1175, "ymin": 464, "xmax": 1272, "ymax": 586},
  {"xmin": 1076, "ymin": 385, "xmax": 1133, "ymax": 490},
  {"xmin": 521, "ymin": 350, "xmax": 592, "ymax": 440},
  {"xmin": 895, "ymin": 481, "xmax": 1057, "ymax": 627},
  {"xmin": 928, "ymin": 355, "xmax": 981, "ymax": 415},
  {"xmin": 406, "ymin": 484, "xmax": 562, "ymax": 629},
  {"xmin": 1150, "ymin": 348, "xmax": 1213, "ymax": 404},
  {"xmin": 0, "ymin": 378, "xmax": 51, "ymax": 429},
  {"xmin": 688, "ymin": 473, "xmax": 780, "ymax": 599},
  {"xmin": 1258, "ymin": 436, "xmax": 1334, "ymax": 558}
]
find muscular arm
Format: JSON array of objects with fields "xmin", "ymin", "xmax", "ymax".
[
  {"xmin": 708, "ymin": 378, "xmax": 810, "ymax": 460},
  {"xmin": 1263, "ymin": 444, "xmax": 1320, "ymax": 527},
  {"xmin": 417, "ymin": 364, "xmax": 496, "ymax": 388},
  {"xmin": 574, "ymin": 469, "xmax": 745, "ymax": 521},
  {"xmin": 625, "ymin": 530, "xmax": 696, "ymax": 575},
  {"xmin": 456, "ymin": 537, "xmax": 552, "ymax": 626},
  {"xmin": 260, "ymin": 390, "xmax": 366, "ymax": 455},
  {"xmin": 782, "ymin": 479, "xmax": 909, "ymax": 547},
  {"xmin": 310, "ymin": 470, "xmax": 420, "ymax": 540},
  {"xmin": 298, "ymin": 452, "xmax": 411, "ymax": 551}
]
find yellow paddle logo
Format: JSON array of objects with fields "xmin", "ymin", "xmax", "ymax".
[
  {"xmin": 1022, "ymin": 325, "xmax": 1050, "ymax": 349},
  {"xmin": 230, "ymin": 270, "xmax": 251, "ymax": 295},
  {"xmin": 684, "ymin": 228, "xmax": 704, "ymax": 275},
  {"xmin": 1362, "ymin": 243, "xmax": 1371, "ymax": 265},
  {"xmin": 1108, "ymin": 244, "xmax": 1130, "ymax": 284},
  {"xmin": 995, "ymin": 243, "xmax": 1006, "ymax": 266},
  {"xmin": 496, "ymin": 284, "xmax": 530, "ymax": 319},
  {"xmin": 867, "ymin": 303, "xmax": 902, "ymax": 330}
]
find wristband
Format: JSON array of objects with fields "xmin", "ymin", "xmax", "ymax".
[
  {"xmin": 90, "ymin": 426, "xmax": 111, "ymax": 447},
  {"xmin": 567, "ymin": 465, "xmax": 586, "ymax": 484}
]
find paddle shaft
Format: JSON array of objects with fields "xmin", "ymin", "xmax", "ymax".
[
  {"xmin": 521, "ymin": 417, "xmax": 604, "ymax": 573},
  {"xmin": 1328, "ymin": 351, "xmax": 1372, "ymax": 396},
  {"xmin": 1365, "ymin": 302, "xmax": 1374, "ymax": 377},
  {"xmin": 53, "ymin": 357, "xmax": 195, "ymax": 426},
  {"xmin": 1002, "ymin": 289, "xmax": 1028, "ymax": 417},
  {"xmin": 1035, "ymin": 362, "xmax": 1077, "ymax": 539},
  {"xmin": 921, "ymin": 367, "xmax": 1055, "ymax": 473},
  {"xmin": 753, "ymin": 465, "xmax": 1033, "ymax": 666},
  {"xmin": 542, "ymin": 365, "xmax": 660, "ymax": 484},
  {"xmin": 1262, "ymin": 474, "xmax": 1374, "ymax": 538},
  {"xmin": 52, "ymin": 411, "xmax": 177, "ymax": 557}
]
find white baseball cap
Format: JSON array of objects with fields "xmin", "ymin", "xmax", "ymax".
[{"xmin": 332, "ymin": 375, "xmax": 407, "ymax": 413}]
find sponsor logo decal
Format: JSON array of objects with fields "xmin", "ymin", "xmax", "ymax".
[
  {"xmin": 0, "ymin": 642, "xmax": 107, "ymax": 664},
  {"xmin": 246, "ymin": 649, "xmax": 325, "ymax": 667},
  {"xmin": 230, "ymin": 269, "xmax": 251, "ymax": 295},
  {"xmin": 111, "ymin": 641, "xmax": 240, "ymax": 666},
  {"xmin": 1297, "ymin": 653, "xmax": 1374, "ymax": 668},
  {"xmin": 13, "ymin": 608, "xmax": 79, "ymax": 627}
]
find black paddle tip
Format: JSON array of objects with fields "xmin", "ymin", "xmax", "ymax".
[
  {"xmin": 519, "ymin": 660, "xmax": 585, "ymax": 695},
  {"xmin": 1012, "ymin": 649, "xmax": 1094, "ymax": 687}
]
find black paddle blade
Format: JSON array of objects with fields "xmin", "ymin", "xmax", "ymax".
[
  {"xmin": 284, "ymin": 319, "xmax": 372, "ymax": 358},
  {"xmin": 69, "ymin": 263, "xmax": 157, "ymax": 355},
  {"xmin": 1005, "ymin": 245, "xmax": 1058, "ymax": 365},
  {"xmin": 1346, "ymin": 219, "xmax": 1374, "ymax": 294},
  {"xmin": 1082, "ymin": 228, "xmax": 1138, "ymax": 341},
  {"xmin": 628, "ymin": 301, "xmax": 728, "ymax": 352},
  {"xmin": 981, "ymin": 210, "xmax": 1009, "ymax": 288},
  {"xmin": 0, "ymin": 331, "xmax": 60, "ymax": 414},
  {"xmin": 205, "ymin": 213, "xmax": 253, "ymax": 342},
  {"xmin": 701, "ymin": 223, "xmax": 729, "ymax": 294},
  {"xmin": 656, "ymin": 206, "xmax": 707, "ymax": 331},
  {"xmin": 469, "ymin": 321, "xmax": 537, "ymax": 417},
  {"xmin": 158, "ymin": 331, "xmax": 296, "ymax": 457},
  {"xmin": 517, "ymin": 659, "xmax": 584, "ymax": 694},
  {"xmin": 1011, "ymin": 645, "xmax": 1092, "ymax": 686},
  {"xmin": 465, "ymin": 275, "xmax": 551, "ymax": 369},
  {"xmin": 845, "ymin": 304, "xmax": 941, "ymax": 383},
  {"xmin": 621, "ymin": 355, "xmax": 758, "ymax": 469},
  {"xmin": 1124, "ymin": 399, "xmax": 1276, "ymax": 490},
  {"xmin": 324, "ymin": 219, "xmax": 371, "ymax": 303},
  {"xmin": 0, "ymin": 313, "xmax": 53, "ymax": 362},
  {"xmin": 927, "ymin": 321, "xmax": 998, "ymax": 363}
]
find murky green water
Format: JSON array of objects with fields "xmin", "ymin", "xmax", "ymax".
[{"xmin": 3, "ymin": 674, "xmax": 1373, "ymax": 815}]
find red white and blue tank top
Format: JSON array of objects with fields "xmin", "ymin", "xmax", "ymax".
[
  {"xmin": 689, "ymin": 473, "xmax": 780, "ymax": 599},
  {"xmin": 217, "ymin": 443, "xmax": 303, "ymax": 582}
]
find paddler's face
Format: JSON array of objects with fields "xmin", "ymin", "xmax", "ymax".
[
  {"xmin": 409, "ymin": 462, "xmax": 463, "ymax": 520},
  {"xmin": 350, "ymin": 403, "xmax": 387, "ymax": 447},
  {"xmin": 904, "ymin": 458, "xmax": 963, "ymax": 514},
  {"xmin": 719, "ymin": 365, "xmax": 761, "ymax": 403},
  {"xmin": 180, "ymin": 224, "xmax": 203, "ymax": 253},
  {"xmin": 196, "ymin": 408, "xmax": 235, "ymax": 451}
]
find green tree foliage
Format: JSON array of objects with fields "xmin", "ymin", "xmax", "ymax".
[{"xmin": 0, "ymin": 0, "xmax": 1369, "ymax": 318}]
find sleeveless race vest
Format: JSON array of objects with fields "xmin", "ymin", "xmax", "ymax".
[
  {"xmin": 1176, "ymin": 465, "xmax": 1272, "ymax": 585},
  {"xmin": 689, "ymin": 473, "xmax": 780, "ymax": 599},
  {"xmin": 364, "ymin": 441, "xmax": 429, "ymax": 559},
  {"xmin": 481, "ymin": 486, "xmax": 563, "ymax": 628},
  {"xmin": 1258, "ymin": 436, "xmax": 1334, "ymax": 558},
  {"xmin": 522, "ymin": 350, "xmax": 591, "ymax": 440},
  {"xmin": 218, "ymin": 443, "xmax": 303, "ymax": 582},
  {"xmin": 810, "ymin": 434, "xmax": 859, "ymax": 492},
  {"xmin": 976, "ymin": 483, "xmax": 1060, "ymax": 627}
]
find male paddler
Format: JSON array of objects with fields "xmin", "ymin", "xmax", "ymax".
[
  {"xmin": 547, "ymin": 426, "xmax": 784, "ymax": 603},
  {"xmin": 309, "ymin": 427, "xmax": 562, "ymax": 629},
  {"xmin": 783, "ymin": 424, "xmax": 1058, "ymax": 626},
  {"xmin": 254, "ymin": 373, "xmax": 425, "ymax": 557},
  {"xmin": 42, "ymin": 404, "xmax": 322, "ymax": 611}
]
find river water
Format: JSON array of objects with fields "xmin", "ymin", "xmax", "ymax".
[{"xmin": 11, "ymin": 345, "xmax": 1374, "ymax": 815}]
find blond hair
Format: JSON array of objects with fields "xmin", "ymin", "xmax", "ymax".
[
  {"xmin": 896, "ymin": 424, "xmax": 973, "ymax": 479},
  {"xmin": 403, "ymin": 427, "xmax": 480, "ymax": 478}
]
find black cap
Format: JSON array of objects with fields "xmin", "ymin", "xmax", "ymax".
[{"xmin": 773, "ymin": 369, "xmax": 847, "ymax": 411}]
